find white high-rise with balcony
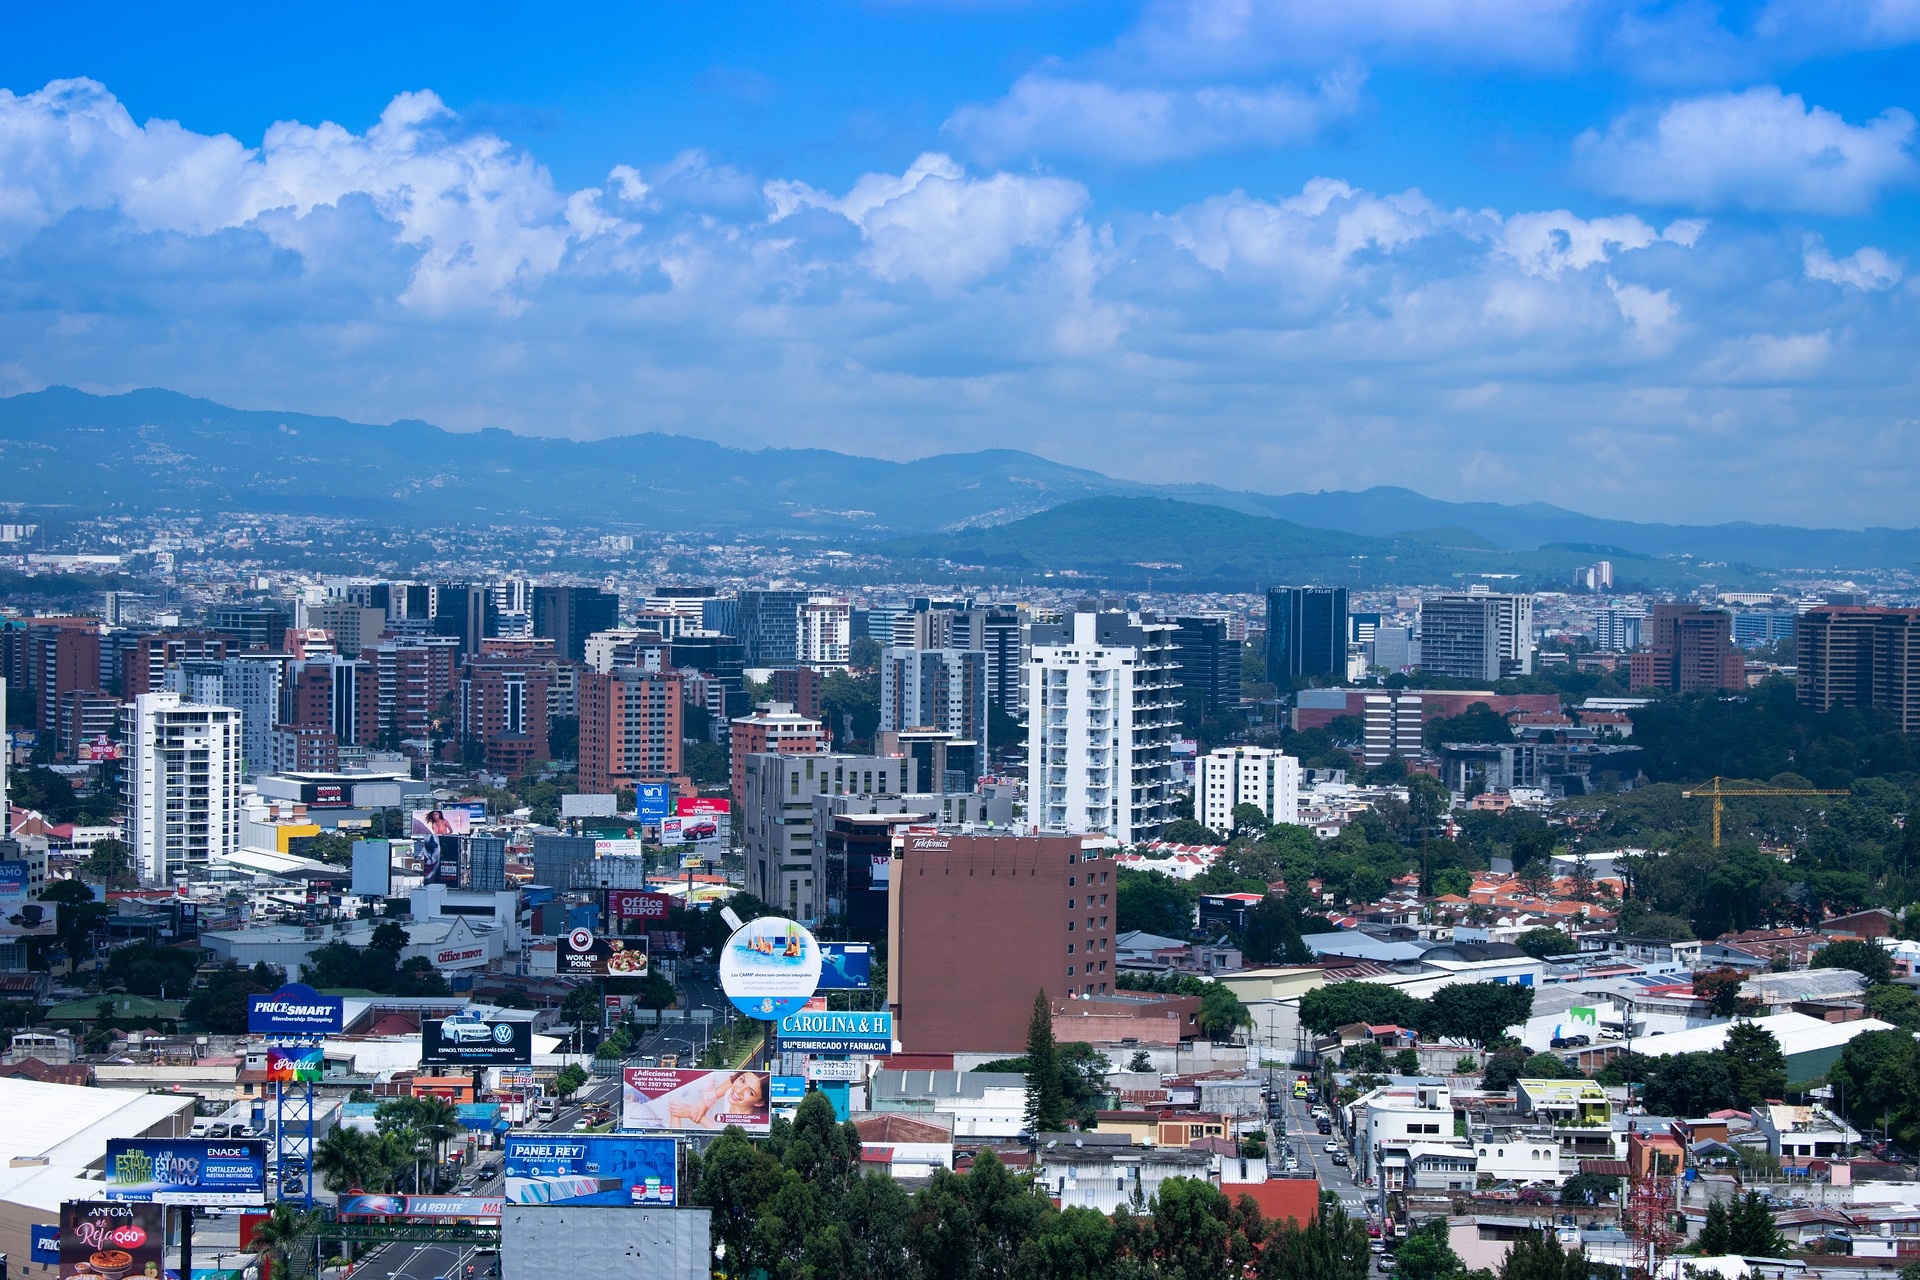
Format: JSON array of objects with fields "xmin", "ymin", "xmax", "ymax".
[
  {"xmin": 1196, "ymin": 747, "xmax": 1301, "ymax": 834},
  {"xmin": 122, "ymin": 692, "xmax": 244, "ymax": 885},
  {"xmin": 1026, "ymin": 609, "xmax": 1179, "ymax": 845}
]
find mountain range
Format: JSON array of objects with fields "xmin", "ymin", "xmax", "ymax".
[{"xmin": 1, "ymin": 387, "xmax": 1914, "ymax": 577}]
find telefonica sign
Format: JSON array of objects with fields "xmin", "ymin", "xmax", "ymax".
[
  {"xmin": 906, "ymin": 835, "xmax": 951, "ymax": 852},
  {"xmin": 246, "ymin": 982, "xmax": 346, "ymax": 1036}
]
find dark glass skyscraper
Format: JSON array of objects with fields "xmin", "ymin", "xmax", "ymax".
[{"xmin": 1266, "ymin": 587, "xmax": 1348, "ymax": 683}]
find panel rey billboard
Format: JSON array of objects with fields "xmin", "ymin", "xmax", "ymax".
[{"xmin": 502, "ymin": 1134, "xmax": 677, "ymax": 1206}]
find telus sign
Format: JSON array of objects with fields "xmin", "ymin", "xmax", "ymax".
[{"xmin": 247, "ymin": 982, "xmax": 346, "ymax": 1036}]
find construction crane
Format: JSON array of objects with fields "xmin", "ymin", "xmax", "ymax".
[{"xmin": 1680, "ymin": 776, "xmax": 1852, "ymax": 849}]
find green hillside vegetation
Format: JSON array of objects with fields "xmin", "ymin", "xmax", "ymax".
[{"xmin": 887, "ymin": 497, "xmax": 1744, "ymax": 590}]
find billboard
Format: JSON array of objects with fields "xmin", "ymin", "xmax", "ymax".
[
  {"xmin": 77, "ymin": 738, "xmax": 120, "ymax": 762},
  {"xmin": 771, "ymin": 1077, "xmax": 807, "ymax": 1111},
  {"xmin": 61, "ymin": 1200, "xmax": 163, "ymax": 1280},
  {"xmin": 422, "ymin": 1015, "xmax": 533, "ymax": 1066},
  {"xmin": 502, "ymin": 1134, "xmax": 677, "ymax": 1206},
  {"xmin": 350, "ymin": 840, "xmax": 392, "ymax": 899},
  {"xmin": 634, "ymin": 783, "xmax": 671, "ymax": 823},
  {"xmin": 32, "ymin": 1223, "xmax": 60, "ymax": 1264},
  {"xmin": 775, "ymin": 1010, "xmax": 894, "ymax": 1055},
  {"xmin": 266, "ymin": 1045, "xmax": 323, "ymax": 1083},
  {"xmin": 870, "ymin": 854, "xmax": 891, "ymax": 890},
  {"xmin": 412, "ymin": 808, "xmax": 473, "ymax": 836},
  {"xmin": 817, "ymin": 942, "xmax": 871, "ymax": 990},
  {"xmin": 646, "ymin": 929, "xmax": 686, "ymax": 955},
  {"xmin": 606, "ymin": 890, "xmax": 671, "ymax": 923},
  {"xmin": 338, "ymin": 1194, "xmax": 505, "ymax": 1218},
  {"xmin": 560, "ymin": 928, "xmax": 648, "ymax": 978},
  {"xmin": 594, "ymin": 839, "xmax": 643, "ymax": 857},
  {"xmin": 0, "ymin": 859, "xmax": 56, "ymax": 938},
  {"xmin": 561, "ymin": 793, "xmax": 618, "ymax": 819},
  {"xmin": 247, "ymin": 982, "xmax": 345, "ymax": 1036},
  {"xmin": 719, "ymin": 917, "xmax": 821, "ymax": 1020},
  {"xmin": 621, "ymin": 1068, "xmax": 770, "ymax": 1134},
  {"xmin": 103, "ymin": 1140, "xmax": 268, "ymax": 1206}
]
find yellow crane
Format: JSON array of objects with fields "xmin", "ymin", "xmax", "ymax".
[{"xmin": 1680, "ymin": 776, "xmax": 1852, "ymax": 849}]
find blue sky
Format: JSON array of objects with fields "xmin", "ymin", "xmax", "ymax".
[{"xmin": 1, "ymin": 1, "xmax": 1917, "ymax": 525}]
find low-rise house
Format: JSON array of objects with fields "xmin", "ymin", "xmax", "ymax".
[
  {"xmin": 1036, "ymin": 1139, "xmax": 1217, "ymax": 1213},
  {"xmin": 869, "ymin": 1070, "xmax": 1026, "ymax": 1138},
  {"xmin": 853, "ymin": 1113, "xmax": 955, "ymax": 1179},
  {"xmin": 1755, "ymin": 1103, "xmax": 1858, "ymax": 1168}
]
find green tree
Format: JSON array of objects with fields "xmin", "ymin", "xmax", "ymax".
[
  {"xmin": 1865, "ymin": 983, "xmax": 1920, "ymax": 1029},
  {"xmin": 1393, "ymin": 1048, "xmax": 1421, "ymax": 1074},
  {"xmin": 1723, "ymin": 1021, "xmax": 1787, "ymax": 1109},
  {"xmin": 1116, "ymin": 868, "xmax": 1195, "ymax": 938},
  {"xmin": 1299, "ymin": 982, "xmax": 1426, "ymax": 1035},
  {"xmin": 1260, "ymin": 1202, "xmax": 1372, "ymax": 1280},
  {"xmin": 1024, "ymin": 990, "xmax": 1068, "ymax": 1133},
  {"xmin": 1394, "ymin": 1217, "xmax": 1463, "ymax": 1280},
  {"xmin": 1016, "ymin": 1205, "xmax": 1114, "ymax": 1280},
  {"xmin": 1696, "ymin": 1199, "xmax": 1731, "ymax": 1254},
  {"xmin": 1419, "ymin": 983, "xmax": 1533, "ymax": 1048},
  {"xmin": 104, "ymin": 943, "xmax": 201, "ymax": 998},
  {"xmin": 1425, "ymin": 703, "xmax": 1515, "ymax": 751},
  {"xmin": 1242, "ymin": 894, "xmax": 1314, "ymax": 966},
  {"xmin": 1196, "ymin": 982, "xmax": 1253, "ymax": 1041},
  {"xmin": 1432, "ymin": 867, "xmax": 1474, "ymax": 898},
  {"xmin": 1641, "ymin": 1052, "xmax": 1736, "ymax": 1117},
  {"xmin": 370, "ymin": 921, "xmax": 409, "ymax": 952},
  {"xmin": 1514, "ymin": 928, "xmax": 1576, "ymax": 959},
  {"xmin": 313, "ymin": 1124, "xmax": 391, "ymax": 1193},
  {"xmin": 1728, "ymin": 1191, "xmax": 1788, "ymax": 1256},
  {"xmin": 246, "ymin": 1202, "xmax": 323, "ymax": 1280},
  {"xmin": 1495, "ymin": 1228, "xmax": 1586, "ymax": 1280},
  {"xmin": 183, "ymin": 962, "xmax": 281, "ymax": 1034},
  {"xmin": 1814, "ymin": 938, "xmax": 1894, "ymax": 985},
  {"xmin": 1231, "ymin": 803, "xmax": 1272, "ymax": 839},
  {"xmin": 1560, "ymin": 1173, "xmax": 1618, "ymax": 1207},
  {"xmin": 1695, "ymin": 967, "xmax": 1758, "ymax": 1018},
  {"xmin": 1160, "ymin": 818, "xmax": 1222, "ymax": 845},
  {"xmin": 85, "ymin": 838, "xmax": 138, "ymax": 888},
  {"xmin": 553, "ymin": 1063, "xmax": 589, "ymax": 1100}
]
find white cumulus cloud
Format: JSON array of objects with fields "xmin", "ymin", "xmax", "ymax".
[
  {"xmin": 942, "ymin": 67, "xmax": 1362, "ymax": 165},
  {"xmin": 1575, "ymin": 85, "xmax": 1917, "ymax": 214},
  {"xmin": 1804, "ymin": 236, "xmax": 1904, "ymax": 289}
]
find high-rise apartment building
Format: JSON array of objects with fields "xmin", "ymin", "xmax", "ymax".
[
  {"xmin": 797, "ymin": 597, "xmax": 852, "ymax": 668},
  {"xmin": 579, "ymin": 669, "xmax": 684, "ymax": 795},
  {"xmin": 459, "ymin": 654, "xmax": 552, "ymax": 774},
  {"xmin": 1172, "ymin": 616, "xmax": 1242, "ymax": 713},
  {"xmin": 120, "ymin": 632, "xmax": 229, "ymax": 700},
  {"xmin": 1196, "ymin": 747, "xmax": 1301, "ymax": 833},
  {"xmin": 532, "ymin": 586, "xmax": 620, "ymax": 664},
  {"xmin": 1796, "ymin": 607, "xmax": 1920, "ymax": 735},
  {"xmin": 1419, "ymin": 592, "xmax": 1534, "ymax": 681},
  {"xmin": 1026, "ymin": 609, "xmax": 1179, "ymax": 844},
  {"xmin": 369, "ymin": 634, "xmax": 460, "ymax": 745},
  {"xmin": 736, "ymin": 590, "xmax": 811, "ymax": 666},
  {"xmin": 741, "ymin": 750, "xmax": 914, "ymax": 924},
  {"xmin": 222, "ymin": 654, "xmax": 287, "ymax": 774},
  {"xmin": 56, "ymin": 689, "xmax": 121, "ymax": 761},
  {"xmin": 1593, "ymin": 608, "xmax": 1645, "ymax": 653},
  {"xmin": 1629, "ymin": 604, "xmax": 1743, "ymax": 693},
  {"xmin": 770, "ymin": 667, "xmax": 822, "ymax": 720},
  {"xmin": 29, "ymin": 620, "xmax": 102, "ymax": 736},
  {"xmin": 880, "ymin": 647, "xmax": 989, "ymax": 745},
  {"xmin": 890, "ymin": 831, "xmax": 1118, "ymax": 1053},
  {"xmin": 208, "ymin": 604, "xmax": 290, "ymax": 652},
  {"xmin": 729, "ymin": 701, "xmax": 825, "ymax": 802},
  {"xmin": 286, "ymin": 657, "xmax": 378, "ymax": 748},
  {"xmin": 1362, "ymin": 692, "xmax": 1425, "ymax": 767},
  {"xmin": 431, "ymin": 583, "xmax": 495, "ymax": 656},
  {"xmin": 301, "ymin": 602, "xmax": 387, "ymax": 657},
  {"xmin": 1266, "ymin": 588, "xmax": 1348, "ymax": 683},
  {"xmin": 121, "ymin": 692, "xmax": 243, "ymax": 885}
]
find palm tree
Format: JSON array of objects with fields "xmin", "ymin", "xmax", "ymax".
[
  {"xmin": 312, "ymin": 1125, "xmax": 385, "ymax": 1194},
  {"xmin": 411, "ymin": 1095, "xmax": 461, "ymax": 1168},
  {"xmin": 247, "ymin": 1202, "xmax": 322, "ymax": 1280}
]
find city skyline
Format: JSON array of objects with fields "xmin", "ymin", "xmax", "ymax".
[{"xmin": 2, "ymin": 2, "xmax": 1918, "ymax": 524}]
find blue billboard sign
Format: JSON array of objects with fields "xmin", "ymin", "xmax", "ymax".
[
  {"xmin": 770, "ymin": 1076, "xmax": 807, "ymax": 1109},
  {"xmin": 103, "ymin": 1139, "xmax": 268, "ymax": 1205},
  {"xmin": 817, "ymin": 943, "xmax": 871, "ymax": 990},
  {"xmin": 776, "ymin": 1010, "xmax": 894, "ymax": 1054},
  {"xmin": 503, "ymin": 1133, "xmax": 677, "ymax": 1206},
  {"xmin": 0, "ymin": 859, "xmax": 28, "ymax": 899},
  {"xmin": 31, "ymin": 1223, "xmax": 60, "ymax": 1263},
  {"xmin": 246, "ymin": 982, "xmax": 345, "ymax": 1036},
  {"xmin": 634, "ymin": 783, "xmax": 670, "ymax": 823}
]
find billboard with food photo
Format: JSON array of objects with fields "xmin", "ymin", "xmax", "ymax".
[
  {"xmin": 621, "ymin": 1068, "xmax": 771, "ymax": 1134},
  {"xmin": 559, "ymin": 928, "xmax": 648, "ymax": 978},
  {"xmin": 61, "ymin": 1201, "xmax": 163, "ymax": 1280}
]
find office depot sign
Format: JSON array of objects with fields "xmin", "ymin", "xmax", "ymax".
[
  {"xmin": 607, "ymin": 890, "xmax": 671, "ymax": 921},
  {"xmin": 435, "ymin": 945, "xmax": 487, "ymax": 970}
]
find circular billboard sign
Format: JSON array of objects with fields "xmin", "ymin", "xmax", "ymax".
[{"xmin": 718, "ymin": 916, "xmax": 823, "ymax": 1020}]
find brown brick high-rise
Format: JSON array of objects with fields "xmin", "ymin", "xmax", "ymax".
[
  {"xmin": 888, "ymin": 831, "xmax": 1118, "ymax": 1055},
  {"xmin": 1797, "ymin": 606, "xmax": 1920, "ymax": 735},
  {"xmin": 1629, "ymin": 603, "xmax": 1743, "ymax": 692}
]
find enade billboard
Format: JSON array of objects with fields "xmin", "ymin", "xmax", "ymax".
[
  {"xmin": 503, "ymin": 1134, "xmax": 677, "ymax": 1206},
  {"xmin": 103, "ymin": 1139, "xmax": 267, "ymax": 1206}
]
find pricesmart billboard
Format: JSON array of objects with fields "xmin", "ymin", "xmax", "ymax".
[
  {"xmin": 503, "ymin": 1134, "xmax": 676, "ymax": 1206},
  {"xmin": 775, "ymin": 1010, "xmax": 894, "ymax": 1054},
  {"xmin": 104, "ymin": 1140, "xmax": 267, "ymax": 1206},
  {"xmin": 246, "ymin": 983, "xmax": 345, "ymax": 1036}
]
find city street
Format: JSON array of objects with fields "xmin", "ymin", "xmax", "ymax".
[{"xmin": 1274, "ymin": 1084, "xmax": 1373, "ymax": 1222}]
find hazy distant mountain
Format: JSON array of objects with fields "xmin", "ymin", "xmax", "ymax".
[{"xmin": 1, "ymin": 387, "xmax": 1914, "ymax": 571}]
